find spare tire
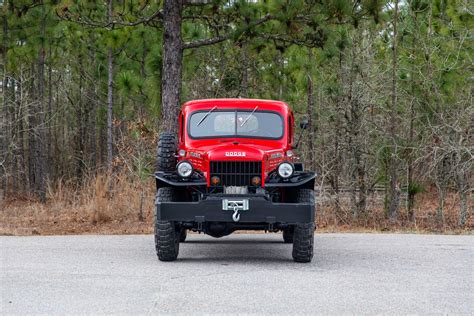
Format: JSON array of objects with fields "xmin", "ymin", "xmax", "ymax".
[{"xmin": 157, "ymin": 132, "xmax": 177, "ymax": 172}]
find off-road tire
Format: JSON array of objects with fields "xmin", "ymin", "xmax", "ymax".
[
  {"xmin": 292, "ymin": 189, "xmax": 315, "ymax": 263},
  {"xmin": 155, "ymin": 187, "xmax": 180, "ymax": 261},
  {"xmin": 179, "ymin": 228, "xmax": 187, "ymax": 242},
  {"xmin": 157, "ymin": 132, "xmax": 177, "ymax": 172},
  {"xmin": 282, "ymin": 227, "xmax": 294, "ymax": 243}
]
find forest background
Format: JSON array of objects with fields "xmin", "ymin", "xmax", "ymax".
[{"xmin": 0, "ymin": 0, "xmax": 472, "ymax": 235}]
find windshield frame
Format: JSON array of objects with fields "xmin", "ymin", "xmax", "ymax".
[{"xmin": 187, "ymin": 109, "xmax": 285, "ymax": 140}]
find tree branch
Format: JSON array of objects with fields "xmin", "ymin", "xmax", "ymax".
[
  {"xmin": 183, "ymin": 0, "xmax": 213, "ymax": 6},
  {"xmin": 57, "ymin": 8, "xmax": 163, "ymax": 29},
  {"xmin": 182, "ymin": 14, "xmax": 273, "ymax": 49}
]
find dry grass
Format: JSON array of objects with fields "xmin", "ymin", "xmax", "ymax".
[
  {"xmin": 1, "ymin": 173, "xmax": 155, "ymax": 236},
  {"xmin": 1, "ymin": 173, "xmax": 472, "ymax": 236},
  {"xmin": 317, "ymin": 190, "xmax": 473, "ymax": 234}
]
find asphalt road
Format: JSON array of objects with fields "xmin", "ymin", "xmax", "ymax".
[{"xmin": 1, "ymin": 233, "xmax": 473, "ymax": 315}]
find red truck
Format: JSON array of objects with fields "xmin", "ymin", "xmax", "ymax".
[{"xmin": 154, "ymin": 99, "xmax": 316, "ymax": 262}]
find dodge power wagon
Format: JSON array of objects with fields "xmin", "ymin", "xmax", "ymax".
[{"xmin": 154, "ymin": 99, "xmax": 316, "ymax": 262}]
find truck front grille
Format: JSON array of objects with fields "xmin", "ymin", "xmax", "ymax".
[{"xmin": 210, "ymin": 161, "xmax": 262, "ymax": 187}]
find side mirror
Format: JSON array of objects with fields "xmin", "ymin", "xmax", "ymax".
[{"xmin": 299, "ymin": 118, "xmax": 309, "ymax": 130}]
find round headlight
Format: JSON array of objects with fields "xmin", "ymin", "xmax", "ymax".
[
  {"xmin": 278, "ymin": 162, "xmax": 294, "ymax": 179},
  {"xmin": 177, "ymin": 161, "xmax": 193, "ymax": 178}
]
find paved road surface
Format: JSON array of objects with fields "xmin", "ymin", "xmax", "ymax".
[{"xmin": 1, "ymin": 233, "xmax": 473, "ymax": 314}]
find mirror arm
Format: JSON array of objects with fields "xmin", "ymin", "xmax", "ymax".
[{"xmin": 293, "ymin": 127, "xmax": 306, "ymax": 149}]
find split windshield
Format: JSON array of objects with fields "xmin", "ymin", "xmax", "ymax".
[{"xmin": 188, "ymin": 109, "xmax": 284, "ymax": 139}]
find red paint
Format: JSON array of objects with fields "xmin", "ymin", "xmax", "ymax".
[{"xmin": 177, "ymin": 99, "xmax": 295, "ymax": 187}]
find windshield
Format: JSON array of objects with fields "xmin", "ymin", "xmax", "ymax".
[{"xmin": 188, "ymin": 110, "xmax": 284, "ymax": 139}]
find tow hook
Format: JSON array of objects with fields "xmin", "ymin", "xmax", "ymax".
[
  {"xmin": 222, "ymin": 199, "xmax": 249, "ymax": 222},
  {"xmin": 232, "ymin": 208, "xmax": 241, "ymax": 222}
]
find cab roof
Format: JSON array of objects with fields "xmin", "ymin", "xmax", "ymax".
[{"xmin": 182, "ymin": 98, "xmax": 290, "ymax": 113}]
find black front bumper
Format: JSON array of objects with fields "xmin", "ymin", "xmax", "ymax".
[{"xmin": 156, "ymin": 194, "xmax": 315, "ymax": 224}]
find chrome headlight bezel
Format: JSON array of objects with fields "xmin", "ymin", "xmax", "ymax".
[
  {"xmin": 176, "ymin": 161, "xmax": 193, "ymax": 178},
  {"xmin": 277, "ymin": 162, "xmax": 294, "ymax": 179}
]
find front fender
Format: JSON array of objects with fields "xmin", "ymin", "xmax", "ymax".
[
  {"xmin": 264, "ymin": 171, "xmax": 316, "ymax": 189},
  {"xmin": 154, "ymin": 171, "xmax": 207, "ymax": 189}
]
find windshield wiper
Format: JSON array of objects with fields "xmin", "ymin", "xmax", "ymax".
[
  {"xmin": 240, "ymin": 106, "xmax": 258, "ymax": 127},
  {"xmin": 197, "ymin": 106, "xmax": 217, "ymax": 126}
]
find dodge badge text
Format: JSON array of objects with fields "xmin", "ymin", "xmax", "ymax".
[{"xmin": 225, "ymin": 152, "xmax": 246, "ymax": 157}]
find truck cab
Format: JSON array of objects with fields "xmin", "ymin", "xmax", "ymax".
[{"xmin": 154, "ymin": 99, "xmax": 316, "ymax": 262}]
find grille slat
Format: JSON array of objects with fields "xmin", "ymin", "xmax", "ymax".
[{"xmin": 210, "ymin": 161, "xmax": 262, "ymax": 187}]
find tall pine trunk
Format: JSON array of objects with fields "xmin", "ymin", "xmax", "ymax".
[
  {"xmin": 47, "ymin": 45, "xmax": 53, "ymax": 181},
  {"xmin": 106, "ymin": 0, "xmax": 114, "ymax": 173},
  {"xmin": 407, "ymin": 8, "xmax": 418, "ymax": 221},
  {"xmin": 1, "ymin": 13, "xmax": 8, "ymax": 200},
  {"xmin": 161, "ymin": 0, "xmax": 183, "ymax": 132},
  {"xmin": 240, "ymin": 44, "xmax": 249, "ymax": 98},
  {"xmin": 33, "ymin": 6, "xmax": 47, "ymax": 203},
  {"xmin": 332, "ymin": 44, "xmax": 344, "ymax": 222},
  {"xmin": 457, "ymin": 173, "xmax": 468, "ymax": 227},
  {"xmin": 76, "ymin": 54, "xmax": 85, "ymax": 181},
  {"xmin": 388, "ymin": 0, "xmax": 400, "ymax": 219},
  {"xmin": 16, "ymin": 76, "xmax": 25, "ymax": 193},
  {"xmin": 306, "ymin": 49, "xmax": 315, "ymax": 171},
  {"xmin": 10, "ymin": 78, "xmax": 17, "ymax": 192}
]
